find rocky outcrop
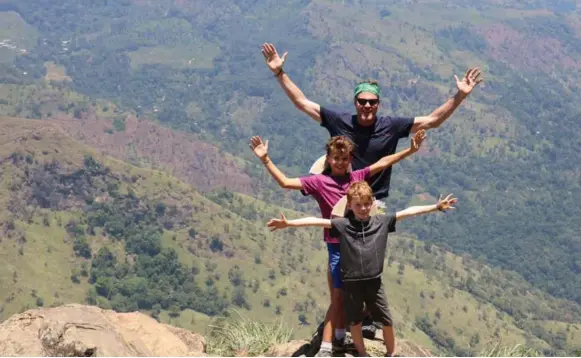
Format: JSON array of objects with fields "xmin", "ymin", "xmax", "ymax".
[
  {"xmin": 0, "ymin": 304, "xmax": 206, "ymax": 357},
  {"xmin": 266, "ymin": 322, "xmax": 433, "ymax": 357},
  {"xmin": 266, "ymin": 338, "xmax": 432, "ymax": 357}
]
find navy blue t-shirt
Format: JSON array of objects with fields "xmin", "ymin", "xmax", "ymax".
[{"xmin": 320, "ymin": 107, "xmax": 414, "ymax": 200}]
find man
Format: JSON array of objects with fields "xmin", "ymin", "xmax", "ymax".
[
  {"xmin": 261, "ymin": 42, "xmax": 482, "ymax": 205},
  {"xmin": 260, "ymin": 42, "xmax": 482, "ymax": 352}
]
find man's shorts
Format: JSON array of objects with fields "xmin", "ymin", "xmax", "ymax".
[
  {"xmin": 343, "ymin": 278, "xmax": 393, "ymax": 327},
  {"xmin": 327, "ymin": 243, "xmax": 343, "ymax": 289}
]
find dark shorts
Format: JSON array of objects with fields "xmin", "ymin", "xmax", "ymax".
[
  {"xmin": 343, "ymin": 278, "xmax": 392, "ymax": 327},
  {"xmin": 327, "ymin": 243, "xmax": 343, "ymax": 289}
]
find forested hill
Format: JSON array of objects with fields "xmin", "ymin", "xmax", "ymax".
[{"xmin": 0, "ymin": 0, "xmax": 580, "ymax": 335}]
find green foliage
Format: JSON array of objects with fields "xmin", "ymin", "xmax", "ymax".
[
  {"xmin": 207, "ymin": 311, "xmax": 293, "ymax": 356},
  {"xmin": 72, "ymin": 236, "xmax": 91, "ymax": 259},
  {"xmin": 415, "ymin": 313, "xmax": 456, "ymax": 353},
  {"xmin": 479, "ymin": 342, "xmax": 540, "ymax": 357},
  {"xmin": 3, "ymin": 0, "xmax": 581, "ymax": 351},
  {"xmin": 112, "ymin": 118, "xmax": 126, "ymax": 132},
  {"xmin": 35, "ymin": 297, "xmax": 44, "ymax": 307}
]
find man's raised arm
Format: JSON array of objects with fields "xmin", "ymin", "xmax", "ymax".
[
  {"xmin": 412, "ymin": 67, "xmax": 483, "ymax": 133},
  {"xmin": 262, "ymin": 43, "xmax": 322, "ymax": 123}
]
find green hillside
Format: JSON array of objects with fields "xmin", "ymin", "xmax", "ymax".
[
  {"xmin": 0, "ymin": 0, "xmax": 579, "ymax": 312},
  {"xmin": 1, "ymin": 116, "xmax": 580, "ymax": 355}
]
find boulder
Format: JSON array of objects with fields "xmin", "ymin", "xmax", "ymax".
[{"xmin": 0, "ymin": 304, "xmax": 206, "ymax": 357}]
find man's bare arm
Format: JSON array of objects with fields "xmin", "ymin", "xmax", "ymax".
[
  {"xmin": 262, "ymin": 43, "xmax": 322, "ymax": 122},
  {"xmin": 412, "ymin": 68, "xmax": 483, "ymax": 132}
]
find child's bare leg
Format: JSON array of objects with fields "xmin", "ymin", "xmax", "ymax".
[
  {"xmin": 382, "ymin": 325, "xmax": 396, "ymax": 356},
  {"xmin": 369, "ymin": 279, "xmax": 395, "ymax": 356},
  {"xmin": 350, "ymin": 322, "xmax": 367, "ymax": 356},
  {"xmin": 321, "ymin": 269, "xmax": 334, "ymax": 346}
]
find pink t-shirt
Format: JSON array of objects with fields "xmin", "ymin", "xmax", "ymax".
[{"xmin": 299, "ymin": 167, "xmax": 371, "ymax": 243}]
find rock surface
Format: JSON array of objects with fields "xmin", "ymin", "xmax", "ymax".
[
  {"xmin": 266, "ymin": 321, "xmax": 433, "ymax": 357},
  {"xmin": 267, "ymin": 338, "xmax": 432, "ymax": 357},
  {"xmin": 0, "ymin": 304, "xmax": 206, "ymax": 357}
]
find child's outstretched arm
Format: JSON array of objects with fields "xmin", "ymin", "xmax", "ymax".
[
  {"xmin": 368, "ymin": 130, "xmax": 426, "ymax": 176},
  {"xmin": 267, "ymin": 212, "xmax": 331, "ymax": 231},
  {"xmin": 396, "ymin": 193, "xmax": 457, "ymax": 221},
  {"xmin": 249, "ymin": 136, "xmax": 303, "ymax": 190}
]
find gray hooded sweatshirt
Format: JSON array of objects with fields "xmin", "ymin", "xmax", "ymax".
[{"xmin": 330, "ymin": 212, "xmax": 396, "ymax": 282}]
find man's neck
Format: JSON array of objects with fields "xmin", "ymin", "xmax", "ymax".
[{"xmin": 356, "ymin": 115, "xmax": 377, "ymax": 127}]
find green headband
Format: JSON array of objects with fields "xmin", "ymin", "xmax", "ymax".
[{"xmin": 354, "ymin": 82, "xmax": 380, "ymax": 98}]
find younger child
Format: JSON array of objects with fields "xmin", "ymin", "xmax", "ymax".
[
  {"xmin": 267, "ymin": 181, "xmax": 457, "ymax": 357},
  {"xmin": 249, "ymin": 131, "xmax": 425, "ymax": 356}
]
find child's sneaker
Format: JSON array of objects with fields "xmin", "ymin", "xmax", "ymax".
[{"xmin": 332, "ymin": 335, "xmax": 355, "ymax": 352}]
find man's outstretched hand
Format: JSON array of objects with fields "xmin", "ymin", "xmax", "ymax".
[
  {"xmin": 262, "ymin": 43, "xmax": 287, "ymax": 75},
  {"xmin": 455, "ymin": 68, "xmax": 483, "ymax": 96},
  {"xmin": 249, "ymin": 135, "xmax": 269, "ymax": 160}
]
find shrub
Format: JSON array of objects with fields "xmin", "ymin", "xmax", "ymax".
[{"xmin": 207, "ymin": 311, "xmax": 293, "ymax": 356}]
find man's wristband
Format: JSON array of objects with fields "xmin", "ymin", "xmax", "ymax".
[
  {"xmin": 436, "ymin": 204, "xmax": 445, "ymax": 212},
  {"xmin": 274, "ymin": 68, "xmax": 284, "ymax": 77},
  {"xmin": 261, "ymin": 156, "xmax": 271, "ymax": 165}
]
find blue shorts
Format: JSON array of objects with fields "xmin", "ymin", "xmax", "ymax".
[{"xmin": 327, "ymin": 243, "xmax": 343, "ymax": 289}]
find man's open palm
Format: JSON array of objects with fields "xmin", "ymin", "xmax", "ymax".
[
  {"xmin": 262, "ymin": 43, "xmax": 287, "ymax": 74},
  {"xmin": 455, "ymin": 67, "xmax": 483, "ymax": 95},
  {"xmin": 249, "ymin": 136, "xmax": 268, "ymax": 159}
]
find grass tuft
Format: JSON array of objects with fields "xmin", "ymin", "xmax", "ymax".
[
  {"xmin": 479, "ymin": 342, "xmax": 539, "ymax": 357},
  {"xmin": 206, "ymin": 310, "xmax": 294, "ymax": 357}
]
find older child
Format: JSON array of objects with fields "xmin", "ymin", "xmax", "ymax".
[
  {"xmin": 267, "ymin": 181, "xmax": 457, "ymax": 357},
  {"xmin": 249, "ymin": 131, "xmax": 425, "ymax": 356}
]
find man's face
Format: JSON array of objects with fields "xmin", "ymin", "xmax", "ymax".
[
  {"xmin": 354, "ymin": 92, "xmax": 379, "ymax": 127},
  {"xmin": 348, "ymin": 196, "xmax": 373, "ymax": 221}
]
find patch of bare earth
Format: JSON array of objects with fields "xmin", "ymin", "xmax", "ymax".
[
  {"xmin": 51, "ymin": 116, "xmax": 257, "ymax": 194},
  {"xmin": 477, "ymin": 23, "xmax": 581, "ymax": 73},
  {"xmin": 43, "ymin": 62, "xmax": 71, "ymax": 82}
]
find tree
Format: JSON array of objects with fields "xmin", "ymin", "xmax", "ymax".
[
  {"xmin": 73, "ymin": 236, "xmax": 92, "ymax": 258},
  {"xmin": 232, "ymin": 286, "xmax": 250, "ymax": 310},
  {"xmin": 228, "ymin": 266, "xmax": 244, "ymax": 287},
  {"xmin": 86, "ymin": 287, "xmax": 98, "ymax": 305},
  {"xmin": 168, "ymin": 305, "xmax": 181, "ymax": 318},
  {"xmin": 469, "ymin": 333, "xmax": 480, "ymax": 348},
  {"xmin": 209, "ymin": 237, "xmax": 223, "ymax": 252}
]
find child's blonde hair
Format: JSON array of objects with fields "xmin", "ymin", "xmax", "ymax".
[{"xmin": 347, "ymin": 181, "xmax": 374, "ymax": 204}]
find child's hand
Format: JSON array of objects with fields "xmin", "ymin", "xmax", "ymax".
[
  {"xmin": 411, "ymin": 130, "xmax": 426, "ymax": 152},
  {"xmin": 436, "ymin": 194, "xmax": 458, "ymax": 212},
  {"xmin": 267, "ymin": 212, "xmax": 289, "ymax": 231},
  {"xmin": 249, "ymin": 136, "xmax": 269, "ymax": 160}
]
